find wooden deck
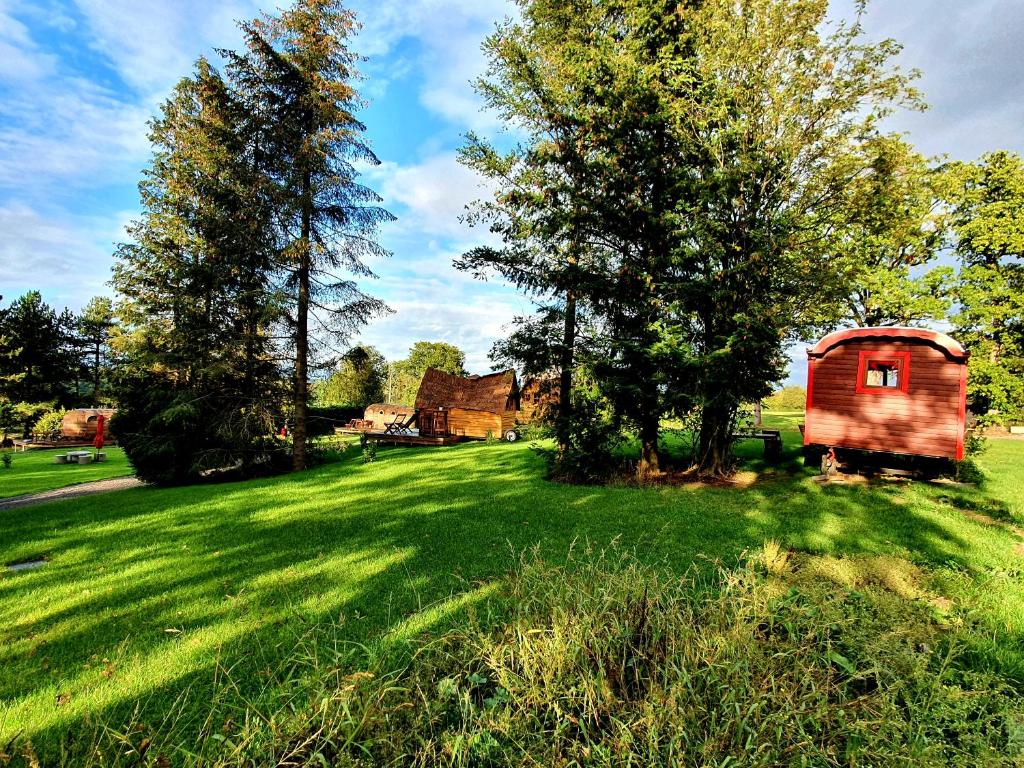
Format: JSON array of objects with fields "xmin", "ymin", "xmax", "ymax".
[{"xmin": 364, "ymin": 432, "xmax": 462, "ymax": 447}]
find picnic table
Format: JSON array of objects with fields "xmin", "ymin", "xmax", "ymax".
[
  {"xmin": 54, "ymin": 451, "xmax": 106, "ymax": 465},
  {"xmin": 731, "ymin": 428, "xmax": 783, "ymax": 462}
]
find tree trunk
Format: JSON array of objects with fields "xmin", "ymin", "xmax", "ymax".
[
  {"xmin": 638, "ymin": 412, "xmax": 660, "ymax": 478},
  {"xmin": 556, "ymin": 288, "xmax": 576, "ymax": 455},
  {"xmin": 695, "ymin": 403, "xmax": 735, "ymax": 477},
  {"xmin": 292, "ymin": 169, "xmax": 312, "ymax": 472}
]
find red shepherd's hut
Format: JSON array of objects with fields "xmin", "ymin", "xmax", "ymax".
[{"xmin": 803, "ymin": 327, "xmax": 969, "ymax": 461}]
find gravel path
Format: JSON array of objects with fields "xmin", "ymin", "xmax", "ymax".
[{"xmin": 0, "ymin": 476, "xmax": 144, "ymax": 510}]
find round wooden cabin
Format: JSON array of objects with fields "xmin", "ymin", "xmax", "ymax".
[
  {"xmin": 60, "ymin": 408, "xmax": 116, "ymax": 441},
  {"xmin": 803, "ymin": 328, "xmax": 968, "ymax": 461}
]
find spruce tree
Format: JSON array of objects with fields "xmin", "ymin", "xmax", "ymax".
[{"xmin": 228, "ymin": 0, "xmax": 393, "ymax": 470}]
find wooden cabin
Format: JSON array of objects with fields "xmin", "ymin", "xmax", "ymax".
[
  {"xmin": 415, "ymin": 368, "xmax": 520, "ymax": 440},
  {"xmin": 362, "ymin": 403, "xmax": 417, "ymax": 432},
  {"xmin": 803, "ymin": 327, "xmax": 968, "ymax": 461},
  {"xmin": 519, "ymin": 375, "xmax": 560, "ymax": 423},
  {"xmin": 60, "ymin": 408, "xmax": 116, "ymax": 441}
]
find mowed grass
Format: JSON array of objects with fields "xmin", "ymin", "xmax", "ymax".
[
  {"xmin": 0, "ymin": 447, "xmax": 131, "ymax": 499},
  {"xmin": 1, "ymin": 424, "xmax": 1022, "ymax": 756}
]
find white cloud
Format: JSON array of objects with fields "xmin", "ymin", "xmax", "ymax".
[
  {"xmin": 351, "ymin": 0, "xmax": 513, "ymax": 129},
  {"xmin": 70, "ymin": 0, "xmax": 261, "ymax": 94},
  {"xmin": 368, "ymin": 152, "xmax": 494, "ymax": 239},
  {"xmin": 0, "ymin": 80, "xmax": 150, "ymax": 194},
  {"xmin": 0, "ymin": 202, "xmax": 128, "ymax": 310},
  {"xmin": 828, "ymin": 0, "xmax": 1024, "ymax": 160},
  {"xmin": 357, "ymin": 291, "xmax": 528, "ymax": 372},
  {"xmin": 0, "ymin": 3, "xmax": 57, "ymax": 83}
]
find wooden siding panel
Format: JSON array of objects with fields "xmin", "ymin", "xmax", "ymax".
[
  {"xmin": 805, "ymin": 337, "xmax": 966, "ymax": 459},
  {"xmin": 448, "ymin": 408, "xmax": 502, "ymax": 439}
]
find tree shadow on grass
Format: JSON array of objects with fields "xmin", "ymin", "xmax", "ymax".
[{"xmin": 1, "ymin": 438, "xmax": 1021, "ymax": 756}]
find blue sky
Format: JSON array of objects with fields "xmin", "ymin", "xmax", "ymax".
[{"xmin": 2, "ymin": 0, "xmax": 1023, "ymax": 381}]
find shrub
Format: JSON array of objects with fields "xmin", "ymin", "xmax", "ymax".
[
  {"xmin": 359, "ymin": 433, "xmax": 377, "ymax": 464},
  {"xmin": 31, "ymin": 408, "xmax": 67, "ymax": 441},
  {"xmin": 1, "ymin": 451, "xmax": 11, "ymax": 469},
  {"xmin": 539, "ymin": 382, "xmax": 624, "ymax": 483},
  {"xmin": 114, "ymin": 375, "xmax": 287, "ymax": 486}
]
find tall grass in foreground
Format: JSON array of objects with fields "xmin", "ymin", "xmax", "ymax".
[{"xmin": 7, "ymin": 545, "xmax": 1024, "ymax": 766}]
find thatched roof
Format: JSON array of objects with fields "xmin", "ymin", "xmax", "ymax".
[{"xmin": 415, "ymin": 368, "xmax": 519, "ymax": 414}]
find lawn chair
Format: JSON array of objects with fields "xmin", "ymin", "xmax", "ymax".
[{"xmin": 383, "ymin": 411, "xmax": 417, "ymax": 435}]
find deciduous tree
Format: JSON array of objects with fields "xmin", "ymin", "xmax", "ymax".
[
  {"xmin": 314, "ymin": 344, "xmax": 386, "ymax": 407},
  {"xmin": 943, "ymin": 151, "xmax": 1024, "ymax": 423}
]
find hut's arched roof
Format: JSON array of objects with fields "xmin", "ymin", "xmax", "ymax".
[
  {"xmin": 808, "ymin": 327, "xmax": 968, "ymax": 361},
  {"xmin": 415, "ymin": 368, "xmax": 519, "ymax": 413}
]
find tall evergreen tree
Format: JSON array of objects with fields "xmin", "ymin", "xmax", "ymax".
[
  {"xmin": 112, "ymin": 60, "xmax": 286, "ymax": 484},
  {"xmin": 0, "ymin": 291, "xmax": 79, "ymax": 405},
  {"xmin": 77, "ymin": 296, "xmax": 116, "ymax": 405},
  {"xmin": 228, "ymin": 0, "xmax": 393, "ymax": 470}
]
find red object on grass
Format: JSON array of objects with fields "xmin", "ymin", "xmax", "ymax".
[
  {"xmin": 93, "ymin": 414, "xmax": 106, "ymax": 450},
  {"xmin": 803, "ymin": 327, "xmax": 969, "ymax": 461}
]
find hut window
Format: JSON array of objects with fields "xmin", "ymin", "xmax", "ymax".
[{"xmin": 856, "ymin": 351, "xmax": 910, "ymax": 394}]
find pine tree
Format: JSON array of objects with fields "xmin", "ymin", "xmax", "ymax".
[
  {"xmin": 0, "ymin": 291, "xmax": 80, "ymax": 406},
  {"xmin": 77, "ymin": 296, "xmax": 116, "ymax": 405},
  {"xmin": 112, "ymin": 61, "xmax": 286, "ymax": 484},
  {"xmin": 228, "ymin": 0, "xmax": 393, "ymax": 470}
]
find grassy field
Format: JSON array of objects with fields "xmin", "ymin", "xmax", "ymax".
[
  {"xmin": 0, "ymin": 447, "xmax": 131, "ymax": 499},
  {"xmin": 1, "ymin": 418, "xmax": 1022, "ymax": 758}
]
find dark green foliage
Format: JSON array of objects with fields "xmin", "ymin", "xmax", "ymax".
[
  {"xmin": 75, "ymin": 297, "xmax": 116, "ymax": 406},
  {"xmin": 225, "ymin": 0, "xmax": 393, "ymax": 470},
  {"xmin": 111, "ymin": 59, "xmax": 288, "ymax": 485},
  {"xmin": 464, "ymin": 0, "xmax": 924, "ymax": 478},
  {"xmin": 0, "ymin": 291, "xmax": 81, "ymax": 406},
  {"xmin": 537, "ymin": 378, "xmax": 623, "ymax": 484},
  {"xmin": 113, "ymin": 374, "xmax": 287, "ymax": 486}
]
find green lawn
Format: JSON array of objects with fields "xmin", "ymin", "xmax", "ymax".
[
  {"xmin": 1, "ymin": 429, "xmax": 1022, "ymax": 756},
  {"xmin": 0, "ymin": 447, "xmax": 132, "ymax": 499}
]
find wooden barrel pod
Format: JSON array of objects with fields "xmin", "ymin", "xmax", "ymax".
[
  {"xmin": 60, "ymin": 409, "xmax": 117, "ymax": 441},
  {"xmin": 803, "ymin": 328, "xmax": 969, "ymax": 461},
  {"xmin": 363, "ymin": 403, "xmax": 417, "ymax": 432}
]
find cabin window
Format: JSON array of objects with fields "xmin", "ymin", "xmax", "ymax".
[{"xmin": 856, "ymin": 351, "xmax": 910, "ymax": 395}]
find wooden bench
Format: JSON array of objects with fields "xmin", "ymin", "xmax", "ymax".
[{"xmin": 732, "ymin": 429, "xmax": 783, "ymax": 462}]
